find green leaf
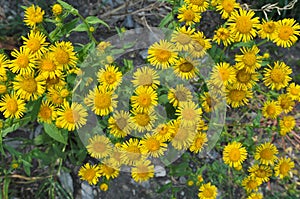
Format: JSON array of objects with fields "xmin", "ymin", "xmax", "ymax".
[
  {"xmin": 72, "ymin": 23, "xmax": 88, "ymax": 32},
  {"xmin": 2, "ymin": 116, "xmax": 31, "ymax": 137},
  {"xmin": 44, "ymin": 123, "xmax": 67, "ymax": 145},
  {"xmin": 157, "ymin": 182, "xmax": 172, "ymax": 193},
  {"xmin": 158, "ymin": 94, "xmax": 169, "ymax": 104},
  {"xmin": 57, "ymin": 0, "xmax": 78, "ymax": 14},
  {"xmin": 159, "ymin": 12, "xmax": 173, "ymax": 28},
  {"xmin": 85, "ymin": 16, "xmax": 109, "ymax": 29},
  {"xmin": 30, "ymin": 97, "xmax": 42, "ymax": 121}
]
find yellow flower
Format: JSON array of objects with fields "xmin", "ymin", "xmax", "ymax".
[
  {"xmin": 9, "ymin": 47, "xmax": 37, "ymax": 75},
  {"xmin": 85, "ymin": 86, "xmax": 117, "ymax": 116},
  {"xmin": 279, "ymin": 115, "xmax": 296, "ymax": 136},
  {"xmin": 184, "ymin": 0, "xmax": 209, "ymax": 12},
  {"xmin": 131, "ymin": 86, "xmax": 158, "ymax": 112},
  {"xmin": 189, "ymin": 132, "xmax": 208, "ymax": 153},
  {"xmin": 177, "ymin": 4, "xmax": 201, "ymax": 26},
  {"xmin": 0, "ymin": 54, "xmax": 9, "ymax": 80},
  {"xmin": 153, "ymin": 123, "xmax": 174, "ymax": 142},
  {"xmin": 132, "ymin": 66, "xmax": 160, "ymax": 89},
  {"xmin": 13, "ymin": 74, "xmax": 46, "ymax": 101},
  {"xmin": 37, "ymin": 52, "xmax": 63, "ymax": 79},
  {"xmin": 223, "ymin": 141, "xmax": 247, "ymax": 168},
  {"xmin": 187, "ymin": 180, "xmax": 194, "ymax": 186},
  {"xmin": 99, "ymin": 183, "xmax": 108, "ymax": 191},
  {"xmin": 131, "ymin": 108, "xmax": 157, "ymax": 133},
  {"xmin": 56, "ymin": 101, "xmax": 88, "ymax": 131},
  {"xmin": 210, "ymin": 62, "xmax": 236, "ymax": 88},
  {"xmin": 52, "ymin": 4, "xmax": 63, "ymax": 16},
  {"xmin": 24, "ymin": 4, "xmax": 45, "ymax": 28},
  {"xmin": 97, "ymin": 41, "xmax": 111, "ymax": 53},
  {"xmin": 232, "ymin": 68, "xmax": 259, "ymax": 89},
  {"xmin": 121, "ymin": 138, "xmax": 143, "ymax": 166},
  {"xmin": 0, "ymin": 93, "xmax": 26, "ymax": 119},
  {"xmin": 277, "ymin": 94, "xmax": 295, "ymax": 113},
  {"xmin": 263, "ymin": 61, "xmax": 292, "ymax": 90},
  {"xmin": 171, "ymin": 26, "xmax": 195, "ymax": 52},
  {"xmin": 99, "ymin": 160, "xmax": 120, "ymax": 180},
  {"xmin": 235, "ymin": 45, "xmax": 262, "ymax": 73},
  {"xmin": 248, "ymin": 164, "xmax": 272, "ymax": 182},
  {"xmin": 225, "ymin": 86, "xmax": 253, "ymax": 108},
  {"xmin": 216, "ymin": 0, "xmax": 240, "ymax": 19},
  {"xmin": 97, "ymin": 65, "xmax": 122, "ymax": 90},
  {"xmin": 242, "ymin": 176, "xmax": 262, "ymax": 193},
  {"xmin": 131, "ymin": 159, "xmax": 154, "ymax": 183},
  {"xmin": 254, "ymin": 142, "xmax": 278, "ymax": 165},
  {"xmin": 272, "ymin": 18, "xmax": 300, "ymax": 48},
  {"xmin": 247, "ymin": 192, "xmax": 263, "ymax": 199},
  {"xmin": 140, "ymin": 133, "xmax": 167, "ymax": 158},
  {"xmin": 200, "ymin": 92, "xmax": 219, "ymax": 113},
  {"xmin": 78, "ymin": 163, "xmax": 101, "ymax": 185},
  {"xmin": 108, "ymin": 110, "xmax": 132, "ymax": 138},
  {"xmin": 173, "ymin": 56, "xmax": 199, "ymax": 80},
  {"xmin": 258, "ymin": 19, "xmax": 277, "ymax": 40},
  {"xmin": 262, "ymin": 100, "xmax": 282, "ymax": 119},
  {"xmin": 198, "ymin": 182, "xmax": 218, "ymax": 199},
  {"xmin": 274, "ymin": 157, "xmax": 295, "ymax": 179},
  {"xmin": 22, "ymin": 30, "xmax": 48, "ymax": 58},
  {"xmin": 175, "ymin": 101, "xmax": 202, "ymax": 127},
  {"xmin": 38, "ymin": 100, "xmax": 56, "ymax": 123},
  {"xmin": 213, "ymin": 27, "xmax": 234, "ymax": 46},
  {"xmin": 168, "ymin": 84, "xmax": 193, "ymax": 107},
  {"xmin": 227, "ymin": 9, "xmax": 260, "ymax": 42},
  {"xmin": 147, "ymin": 40, "xmax": 178, "ymax": 69},
  {"xmin": 0, "ymin": 84, "xmax": 7, "ymax": 94},
  {"xmin": 49, "ymin": 41, "xmax": 78, "ymax": 71},
  {"xmin": 170, "ymin": 119, "xmax": 196, "ymax": 150},
  {"xmin": 46, "ymin": 86, "xmax": 67, "ymax": 106},
  {"xmin": 86, "ymin": 134, "xmax": 113, "ymax": 159},
  {"xmin": 287, "ymin": 83, "xmax": 300, "ymax": 101},
  {"xmin": 190, "ymin": 31, "xmax": 212, "ymax": 58}
]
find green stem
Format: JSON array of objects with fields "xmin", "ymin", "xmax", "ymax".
[
  {"xmin": 76, "ymin": 13, "xmax": 97, "ymax": 44},
  {"xmin": 256, "ymin": 39, "xmax": 268, "ymax": 47}
]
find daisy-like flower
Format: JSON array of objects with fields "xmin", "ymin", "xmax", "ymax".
[
  {"xmin": 216, "ymin": 0, "xmax": 240, "ymax": 19},
  {"xmin": 248, "ymin": 164, "xmax": 272, "ymax": 182},
  {"xmin": 9, "ymin": 47, "xmax": 37, "ymax": 75},
  {"xmin": 131, "ymin": 86, "xmax": 158, "ymax": 112},
  {"xmin": 121, "ymin": 138, "xmax": 143, "ymax": 166},
  {"xmin": 223, "ymin": 141, "xmax": 247, "ymax": 168},
  {"xmin": 49, "ymin": 41, "xmax": 78, "ymax": 71},
  {"xmin": 175, "ymin": 101, "xmax": 202, "ymax": 127},
  {"xmin": 140, "ymin": 133, "xmax": 167, "ymax": 158},
  {"xmin": 108, "ymin": 110, "xmax": 132, "ymax": 138},
  {"xmin": 177, "ymin": 4, "xmax": 201, "ymax": 26},
  {"xmin": 0, "ymin": 53, "xmax": 10, "ymax": 76},
  {"xmin": 189, "ymin": 132, "xmax": 208, "ymax": 153},
  {"xmin": 242, "ymin": 176, "xmax": 262, "ymax": 193},
  {"xmin": 131, "ymin": 159, "xmax": 154, "ymax": 183},
  {"xmin": 258, "ymin": 19, "xmax": 277, "ymax": 40},
  {"xmin": 22, "ymin": 30, "xmax": 48, "ymax": 58},
  {"xmin": 46, "ymin": 85, "xmax": 67, "ymax": 106},
  {"xmin": 247, "ymin": 192, "xmax": 263, "ymax": 199},
  {"xmin": 235, "ymin": 45, "xmax": 262, "ymax": 73},
  {"xmin": 232, "ymin": 68, "xmax": 259, "ymax": 89},
  {"xmin": 254, "ymin": 142, "xmax": 278, "ymax": 165},
  {"xmin": 99, "ymin": 160, "xmax": 120, "ymax": 180},
  {"xmin": 52, "ymin": 3, "xmax": 63, "ymax": 16},
  {"xmin": 279, "ymin": 115, "xmax": 296, "ymax": 136},
  {"xmin": 184, "ymin": 0, "xmax": 209, "ymax": 11},
  {"xmin": 263, "ymin": 61, "xmax": 292, "ymax": 90},
  {"xmin": 131, "ymin": 108, "xmax": 157, "ymax": 133},
  {"xmin": 272, "ymin": 18, "xmax": 300, "ymax": 48},
  {"xmin": 38, "ymin": 100, "xmax": 56, "ymax": 123},
  {"xmin": 97, "ymin": 65, "xmax": 122, "ymax": 90},
  {"xmin": 24, "ymin": 4, "xmax": 45, "ymax": 28},
  {"xmin": 168, "ymin": 84, "xmax": 193, "ymax": 107},
  {"xmin": 173, "ymin": 56, "xmax": 199, "ymax": 80},
  {"xmin": 153, "ymin": 123, "xmax": 174, "ymax": 142},
  {"xmin": 99, "ymin": 183, "xmax": 108, "ymax": 192},
  {"xmin": 78, "ymin": 163, "xmax": 101, "ymax": 185},
  {"xmin": 190, "ymin": 31, "xmax": 212, "ymax": 58},
  {"xmin": 227, "ymin": 9, "xmax": 260, "ymax": 42},
  {"xmin": 213, "ymin": 27, "xmax": 235, "ymax": 46},
  {"xmin": 200, "ymin": 92, "xmax": 219, "ymax": 113},
  {"xmin": 225, "ymin": 86, "xmax": 253, "ymax": 108},
  {"xmin": 287, "ymin": 83, "xmax": 300, "ymax": 101},
  {"xmin": 0, "ymin": 93, "xmax": 26, "ymax": 119},
  {"xmin": 86, "ymin": 134, "xmax": 113, "ymax": 159},
  {"xmin": 198, "ymin": 182, "xmax": 218, "ymax": 199},
  {"xmin": 262, "ymin": 100, "xmax": 282, "ymax": 119},
  {"xmin": 210, "ymin": 62, "xmax": 236, "ymax": 88},
  {"xmin": 274, "ymin": 157, "xmax": 295, "ymax": 179},
  {"xmin": 148, "ymin": 40, "xmax": 178, "ymax": 69},
  {"xmin": 171, "ymin": 26, "xmax": 195, "ymax": 52},
  {"xmin": 37, "ymin": 52, "xmax": 63, "ymax": 79},
  {"xmin": 55, "ymin": 101, "xmax": 88, "ymax": 131},
  {"xmin": 277, "ymin": 94, "xmax": 295, "ymax": 113},
  {"xmin": 85, "ymin": 86, "xmax": 118, "ymax": 116},
  {"xmin": 13, "ymin": 73, "xmax": 46, "ymax": 101},
  {"xmin": 132, "ymin": 66, "xmax": 160, "ymax": 89}
]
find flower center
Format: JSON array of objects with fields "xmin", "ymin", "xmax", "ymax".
[
  {"xmin": 266, "ymin": 105, "xmax": 276, "ymax": 116},
  {"xmin": 290, "ymin": 87, "xmax": 300, "ymax": 95},
  {"xmin": 155, "ymin": 49, "xmax": 171, "ymax": 62},
  {"xmin": 39, "ymin": 106, "xmax": 52, "ymax": 120},
  {"xmin": 283, "ymin": 120, "xmax": 292, "ymax": 127},
  {"xmin": 126, "ymin": 145, "xmax": 141, "ymax": 161},
  {"xmin": 256, "ymin": 169, "xmax": 266, "ymax": 178},
  {"xmin": 181, "ymin": 108, "xmax": 197, "ymax": 121},
  {"xmin": 145, "ymin": 138, "xmax": 160, "ymax": 151},
  {"xmin": 94, "ymin": 93, "xmax": 111, "ymax": 109},
  {"xmin": 175, "ymin": 90, "xmax": 187, "ymax": 101},
  {"xmin": 236, "ymin": 69, "xmax": 251, "ymax": 83},
  {"xmin": 222, "ymin": 0, "xmax": 235, "ymax": 13},
  {"xmin": 229, "ymin": 90, "xmax": 246, "ymax": 102},
  {"xmin": 104, "ymin": 72, "xmax": 117, "ymax": 84},
  {"xmin": 21, "ymin": 77, "xmax": 37, "ymax": 93},
  {"xmin": 41, "ymin": 59, "xmax": 56, "ymax": 71},
  {"xmin": 139, "ymin": 74, "xmax": 153, "ymax": 86},
  {"xmin": 27, "ymin": 38, "xmax": 41, "ymax": 52},
  {"xmin": 236, "ymin": 16, "xmax": 253, "ymax": 34},
  {"xmin": 183, "ymin": 10, "xmax": 195, "ymax": 21},
  {"xmin": 116, "ymin": 117, "xmax": 128, "ymax": 130},
  {"xmin": 279, "ymin": 97, "xmax": 294, "ymax": 109},
  {"xmin": 260, "ymin": 148, "xmax": 273, "ymax": 160},
  {"xmin": 55, "ymin": 49, "xmax": 69, "ymax": 64},
  {"xmin": 102, "ymin": 164, "xmax": 115, "ymax": 175},
  {"xmin": 64, "ymin": 109, "xmax": 80, "ymax": 124},
  {"xmin": 202, "ymin": 187, "xmax": 214, "ymax": 197},
  {"xmin": 0, "ymin": 85, "xmax": 7, "ymax": 94},
  {"xmin": 247, "ymin": 180, "xmax": 258, "ymax": 190},
  {"xmin": 263, "ymin": 22, "xmax": 276, "ymax": 33},
  {"xmin": 16, "ymin": 55, "xmax": 29, "ymax": 68},
  {"xmin": 278, "ymin": 26, "xmax": 293, "ymax": 41},
  {"xmin": 84, "ymin": 168, "xmax": 96, "ymax": 181},
  {"xmin": 7, "ymin": 99, "xmax": 18, "ymax": 113},
  {"xmin": 136, "ymin": 165, "xmax": 149, "ymax": 178},
  {"xmin": 193, "ymin": 40, "xmax": 205, "ymax": 51},
  {"xmin": 176, "ymin": 33, "xmax": 192, "ymax": 45},
  {"xmin": 179, "ymin": 61, "xmax": 194, "ymax": 72},
  {"xmin": 174, "ymin": 127, "xmax": 189, "ymax": 140},
  {"xmin": 279, "ymin": 162, "xmax": 290, "ymax": 174},
  {"xmin": 195, "ymin": 137, "xmax": 205, "ymax": 148},
  {"xmin": 137, "ymin": 93, "xmax": 152, "ymax": 107},
  {"xmin": 135, "ymin": 113, "xmax": 150, "ymax": 126},
  {"xmin": 243, "ymin": 52, "xmax": 256, "ymax": 66},
  {"xmin": 93, "ymin": 142, "xmax": 107, "ymax": 153},
  {"xmin": 190, "ymin": 0, "xmax": 205, "ymax": 6},
  {"xmin": 228, "ymin": 148, "xmax": 241, "ymax": 162},
  {"xmin": 270, "ymin": 68, "xmax": 285, "ymax": 83}
]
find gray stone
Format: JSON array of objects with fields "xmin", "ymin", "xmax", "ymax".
[
  {"xmin": 58, "ymin": 171, "xmax": 74, "ymax": 196},
  {"xmin": 124, "ymin": 15, "xmax": 134, "ymax": 29},
  {"xmin": 179, "ymin": 176, "xmax": 187, "ymax": 184},
  {"xmin": 139, "ymin": 49, "xmax": 148, "ymax": 60},
  {"xmin": 81, "ymin": 182, "xmax": 94, "ymax": 199},
  {"xmin": 154, "ymin": 165, "xmax": 166, "ymax": 177}
]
